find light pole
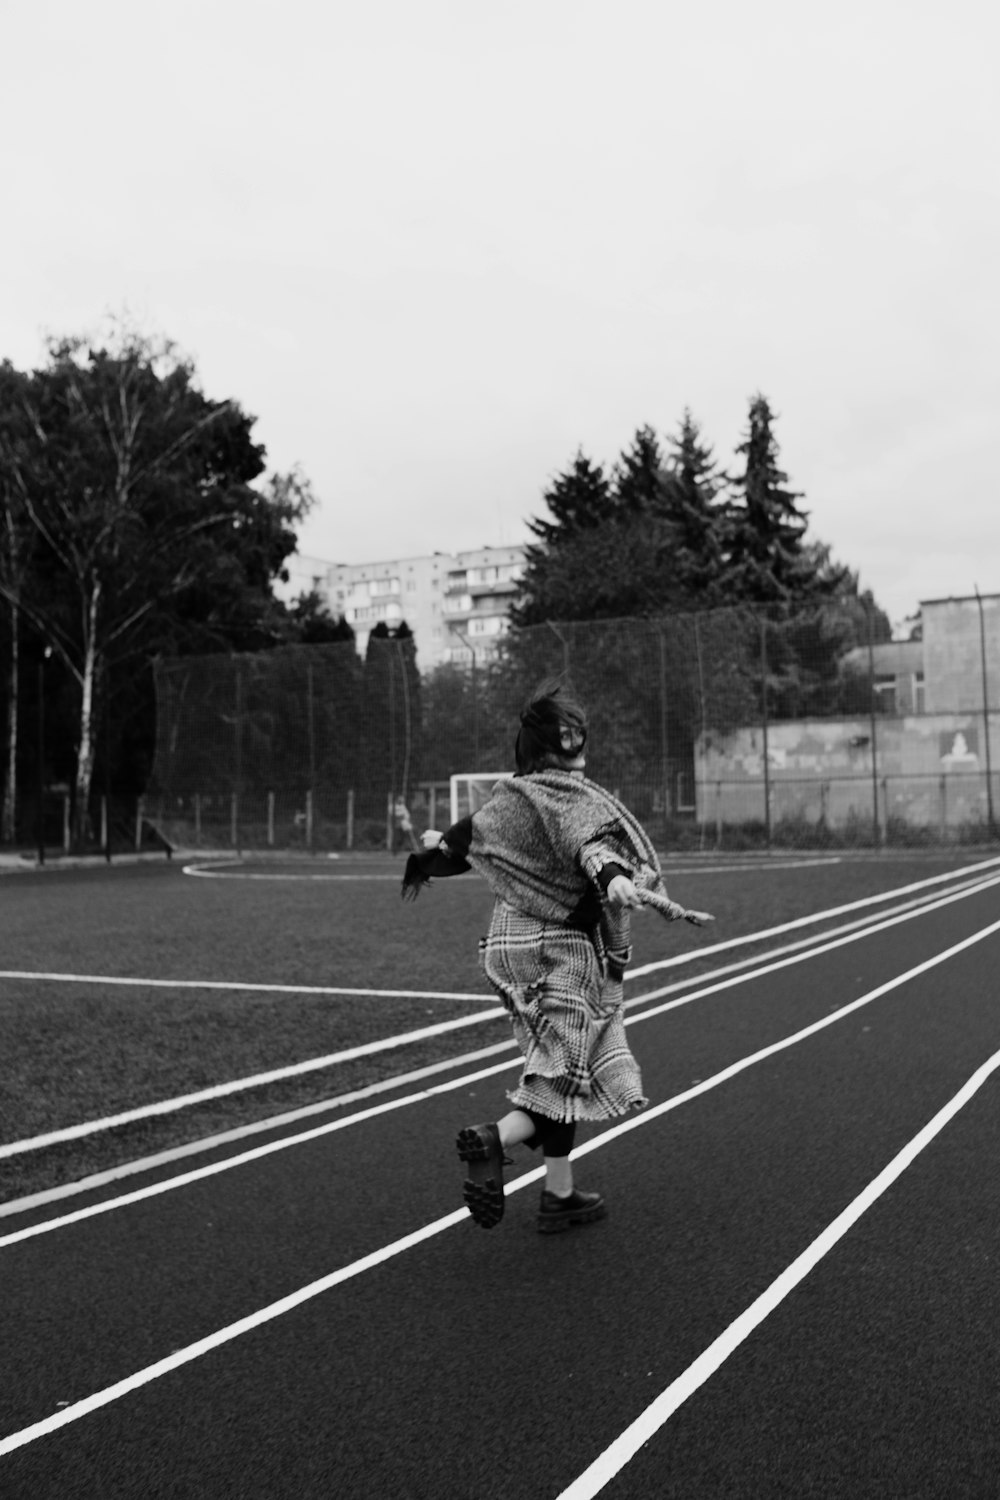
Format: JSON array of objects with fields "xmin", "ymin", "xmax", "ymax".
[{"xmin": 36, "ymin": 646, "xmax": 52, "ymax": 865}]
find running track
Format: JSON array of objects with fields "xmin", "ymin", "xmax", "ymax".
[{"xmin": 2, "ymin": 872, "xmax": 999, "ymax": 1497}]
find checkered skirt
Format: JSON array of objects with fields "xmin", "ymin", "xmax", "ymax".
[{"xmin": 479, "ymin": 898, "xmax": 647, "ymax": 1124}]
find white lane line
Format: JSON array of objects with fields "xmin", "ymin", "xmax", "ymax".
[
  {"xmin": 0, "ymin": 973, "xmax": 487, "ymax": 1000},
  {"xmin": 3, "ymin": 871, "xmax": 998, "ymax": 1167},
  {"xmin": 2, "ymin": 920, "xmax": 998, "ymax": 1456},
  {"xmin": 0, "ymin": 1007, "xmax": 504, "ymax": 1161},
  {"xmin": 187, "ymin": 871, "xmax": 405, "ymax": 881},
  {"xmin": 181, "ymin": 856, "xmax": 845, "ymax": 880},
  {"xmin": 4, "ymin": 903, "xmax": 998, "ymax": 1253},
  {"xmin": 0, "ymin": 1039, "xmax": 520, "ymax": 1220},
  {"xmin": 555, "ymin": 1040, "xmax": 1000, "ymax": 1500},
  {"xmin": 628, "ymin": 853, "xmax": 1000, "ymax": 979},
  {"xmin": 6, "ymin": 872, "xmax": 996, "ymax": 1217}
]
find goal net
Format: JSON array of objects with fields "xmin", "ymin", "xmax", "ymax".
[{"xmin": 449, "ymin": 772, "xmax": 513, "ymax": 825}]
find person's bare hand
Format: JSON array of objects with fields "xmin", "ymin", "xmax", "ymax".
[
  {"xmin": 421, "ymin": 829, "xmax": 443, "ymax": 850},
  {"xmin": 683, "ymin": 909, "xmax": 715, "ymax": 925},
  {"xmin": 607, "ymin": 875, "xmax": 643, "ymax": 909}
]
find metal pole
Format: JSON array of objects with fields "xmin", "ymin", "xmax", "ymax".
[
  {"xmin": 234, "ymin": 660, "xmax": 243, "ymax": 857},
  {"xmin": 760, "ymin": 615, "xmax": 771, "ymax": 849},
  {"xmin": 104, "ymin": 661, "xmax": 112, "ymax": 863},
  {"xmin": 866, "ymin": 601, "xmax": 881, "ymax": 847},
  {"xmin": 974, "ymin": 586, "xmax": 996, "ymax": 834},
  {"xmin": 455, "ymin": 631, "xmax": 479, "ymax": 767},
  {"xmin": 545, "ymin": 620, "xmax": 571, "ymax": 677},
  {"xmin": 307, "ymin": 661, "xmax": 316, "ymax": 853},
  {"xmin": 658, "ymin": 630, "xmax": 671, "ymax": 830},
  {"xmin": 36, "ymin": 652, "xmax": 47, "ymax": 865}
]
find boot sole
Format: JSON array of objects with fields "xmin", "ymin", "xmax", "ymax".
[{"xmin": 456, "ymin": 1126, "xmax": 505, "ymax": 1229}]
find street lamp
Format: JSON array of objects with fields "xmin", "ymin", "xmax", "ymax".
[{"xmin": 36, "ymin": 646, "xmax": 52, "ymax": 866}]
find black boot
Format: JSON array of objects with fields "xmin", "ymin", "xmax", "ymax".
[{"xmin": 537, "ymin": 1187, "xmax": 606, "ymax": 1234}]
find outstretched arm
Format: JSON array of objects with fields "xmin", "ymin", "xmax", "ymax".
[{"xmin": 401, "ymin": 817, "xmax": 474, "ymax": 898}]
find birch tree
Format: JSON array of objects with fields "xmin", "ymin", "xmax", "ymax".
[{"xmin": 0, "ymin": 331, "xmax": 305, "ymax": 847}]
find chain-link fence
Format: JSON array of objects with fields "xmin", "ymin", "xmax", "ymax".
[{"xmin": 146, "ymin": 598, "xmax": 999, "ymax": 852}]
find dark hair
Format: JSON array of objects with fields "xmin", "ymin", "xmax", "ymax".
[{"xmin": 514, "ymin": 679, "xmax": 588, "ymax": 773}]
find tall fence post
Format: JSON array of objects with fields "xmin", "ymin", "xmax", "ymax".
[
  {"xmin": 267, "ymin": 790, "xmax": 275, "ymax": 847},
  {"xmin": 867, "ymin": 601, "xmax": 881, "ymax": 847},
  {"xmin": 233, "ymin": 659, "xmax": 244, "ymax": 857},
  {"xmin": 975, "ymin": 586, "xmax": 996, "ymax": 835},
  {"xmin": 346, "ymin": 789, "xmax": 354, "ymax": 850},
  {"xmin": 694, "ymin": 615, "xmax": 707, "ymax": 851},
  {"xmin": 658, "ymin": 629, "xmax": 671, "ymax": 835},
  {"xmin": 307, "ymin": 662, "xmax": 316, "ymax": 853},
  {"xmin": 545, "ymin": 620, "xmax": 571, "ymax": 678},
  {"xmin": 760, "ymin": 614, "xmax": 771, "ymax": 849}
]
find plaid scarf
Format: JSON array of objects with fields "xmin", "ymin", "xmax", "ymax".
[{"xmin": 466, "ymin": 772, "xmax": 662, "ymax": 918}]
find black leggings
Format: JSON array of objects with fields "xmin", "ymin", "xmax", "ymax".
[{"xmin": 522, "ymin": 1109, "xmax": 576, "ymax": 1158}]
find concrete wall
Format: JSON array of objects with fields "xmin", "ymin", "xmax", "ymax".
[{"xmin": 696, "ymin": 712, "xmax": 999, "ymax": 832}]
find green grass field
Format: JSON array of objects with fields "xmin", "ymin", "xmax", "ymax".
[{"xmin": 0, "ymin": 849, "xmax": 984, "ymax": 1204}]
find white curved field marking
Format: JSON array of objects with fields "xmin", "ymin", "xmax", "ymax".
[{"xmin": 2, "ymin": 920, "xmax": 998, "ymax": 1457}]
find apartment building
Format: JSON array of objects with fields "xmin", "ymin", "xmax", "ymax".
[
  {"xmin": 439, "ymin": 546, "xmax": 526, "ymax": 666},
  {"xmin": 280, "ymin": 545, "xmax": 526, "ymax": 669}
]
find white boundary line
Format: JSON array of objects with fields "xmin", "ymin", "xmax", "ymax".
[
  {"xmin": 2, "ymin": 917, "xmax": 998, "ymax": 1455},
  {"xmin": 6, "ymin": 876, "xmax": 986, "ymax": 1219},
  {"xmin": 629, "ymin": 853, "xmax": 1000, "ymax": 979},
  {"xmin": 556, "ymin": 1039, "xmax": 1000, "ymax": 1498},
  {"xmin": 181, "ymin": 855, "xmax": 847, "ymax": 881},
  {"xmin": 0, "ymin": 973, "xmax": 487, "ymax": 1001},
  {"xmin": 4, "ymin": 903, "xmax": 999, "ymax": 1249},
  {"xmin": 0, "ymin": 1005, "xmax": 503, "ymax": 1161},
  {"xmin": 3, "ymin": 871, "xmax": 1000, "ymax": 1164}
]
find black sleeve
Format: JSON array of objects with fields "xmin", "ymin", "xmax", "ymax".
[
  {"xmin": 401, "ymin": 817, "xmax": 473, "ymax": 899},
  {"xmin": 594, "ymin": 861, "xmax": 629, "ymax": 893}
]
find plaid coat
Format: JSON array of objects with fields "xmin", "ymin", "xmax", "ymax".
[{"xmin": 404, "ymin": 771, "xmax": 688, "ymax": 1123}]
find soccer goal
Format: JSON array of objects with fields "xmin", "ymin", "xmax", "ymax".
[{"xmin": 449, "ymin": 772, "xmax": 513, "ymax": 824}]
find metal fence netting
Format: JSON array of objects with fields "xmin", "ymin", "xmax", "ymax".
[{"xmin": 147, "ymin": 600, "xmax": 999, "ymax": 853}]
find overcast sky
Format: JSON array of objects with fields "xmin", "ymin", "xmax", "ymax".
[{"xmin": 3, "ymin": 0, "xmax": 997, "ymax": 631}]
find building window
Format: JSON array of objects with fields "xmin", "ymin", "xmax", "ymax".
[
  {"xmin": 873, "ymin": 675, "xmax": 897, "ymax": 715},
  {"xmin": 913, "ymin": 673, "xmax": 925, "ymax": 713}
]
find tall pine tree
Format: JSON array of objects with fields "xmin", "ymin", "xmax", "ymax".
[
  {"xmin": 612, "ymin": 425, "xmax": 667, "ymax": 514},
  {"xmin": 723, "ymin": 393, "xmax": 822, "ymax": 604},
  {"xmin": 526, "ymin": 449, "xmax": 612, "ymax": 544},
  {"xmin": 662, "ymin": 407, "xmax": 725, "ymax": 599}
]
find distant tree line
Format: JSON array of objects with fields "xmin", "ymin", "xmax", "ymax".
[
  {"xmin": 513, "ymin": 395, "xmax": 889, "ymax": 627},
  {"xmin": 2, "ymin": 337, "xmax": 896, "ymax": 849},
  {"xmin": 0, "ymin": 327, "xmax": 352, "ymax": 846}
]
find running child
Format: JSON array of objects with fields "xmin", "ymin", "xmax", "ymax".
[{"xmin": 402, "ymin": 681, "xmax": 713, "ymax": 1233}]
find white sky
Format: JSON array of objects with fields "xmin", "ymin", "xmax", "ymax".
[{"xmin": 3, "ymin": 0, "xmax": 997, "ymax": 631}]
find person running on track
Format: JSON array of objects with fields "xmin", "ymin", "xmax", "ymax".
[{"xmin": 402, "ymin": 680, "xmax": 714, "ymax": 1234}]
